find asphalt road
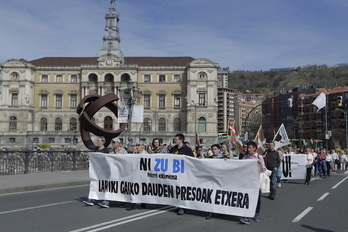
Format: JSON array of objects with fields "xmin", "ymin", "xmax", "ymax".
[{"xmin": 1, "ymin": 172, "xmax": 347, "ymax": 232}]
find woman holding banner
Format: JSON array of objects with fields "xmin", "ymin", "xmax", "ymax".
[
  {"xmin": 304, "ymin": 148, "xmax": 314, "ymax": 185},
  {"xmin": 240, "ymin": 141, "xmax": 266, "ymax": 225}
]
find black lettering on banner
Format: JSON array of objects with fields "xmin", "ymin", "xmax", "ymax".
[
  {"xmin": 120, "ymin": 181, "xmax": 139, "ymax": 195},
  {"xmin": 215, "ymin": 189, "xmax": 222, "ymax": 204},
  {"xmin": 98, "ymin": 180, "xmax": 118, "ymax": 193},
  {"xmin": 140, "ymin": 158, "xmax": 151, "ymax": 171},
  {"xmin": 141, "ymin": 183, "xmax": 174, "ymax": 198},
  {"xmin": 231, "ymin": 192, "xmax": 237, "ymax": 207},
  {"xmin": 214, "ymin": 190, "xmax": 249, "ymax": 209},
  {"xmin": 282, "ymin": 156, "xmax": 292, "ymax": 178}
]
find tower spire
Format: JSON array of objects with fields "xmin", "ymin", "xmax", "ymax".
[{"xmin": 98, "ymin": 0, "xmax": 124, "ymax": 63}]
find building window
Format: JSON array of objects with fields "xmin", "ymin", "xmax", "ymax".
[
  {"xmin": 173, "ymin": 74, "xmax": 181, "ymax": 82},
  {"xmin": 9, "ymin": 116, "xmax": 17, "ymax": 131},
  {"xmin": 198, "ymin": 117, "xmax": 206, "ymax": 132},
  {"xmin": 56, "ymin": 75, "xmax": 63, "ymax": 83},
  {"xmin": 174, "ymin": 95, "xmax": 181, "ymax": 108},
  {"xmin": 41, "ymin": 95, "xmax": 48, "ymax": 108},
  {"xmin": 56, "ymin": 94, "xmax": 62, "ymax": 108},
  {"xmin": 49, "ymin": 138, "xmax": 55, "ymax": 143},
  {"xmin": 199, "ymin": 72, "xmax": 206, "ymax": 79},
  {"xmin": 144, "ymin": 75, "xmax": 151, "ymax": 82},
  {"xmin": 33, "ymin": 138, "xmax": 39, "ymax": 144},
  {"xmin": 104, "ymin": 116, "xmax": 113, "ymax": 130},
  {"xmin": 159, "ymin": 94, "xmax": 166, "ymax": 108},
  {"xmin": 70, "ymin": 94, "xmax": 77, "ymax": 108},
  {"xmin": 64, "ymin": 138, "xmax": 71, "ymax": 144},
  {"xmin": 11, "ymin": 93, "xmax": 18, "ymax": 106},
  {"xmin": 40, "ymin": 117, "xmax": 48, "ymax": 131},
  {"xmin": 42, "ymin": 75, "xmax": 48, "ymax": 82},
  {"xmin": 11, "ymin": 72, "xmax": 19, "ymax": 80},
  {"xmin": 199, "ymin": 93, "xmax": 206, "ymax": 106},
  {"xmin": 159, "ymin": 75, "xmax": 166, "ymax": 82},
  {"xmin": 144, "ymin": 118, "xmax": 151, "ymax": 132},
  {"xmin": 55, "ymin": 117, "xmax": 62, "ymax": 131},
  {"xmin": 158, "ymin": 118, "xmax": 166, "ymax": 131},
  {"xmin": 144, "ymin": 94, "xmax": 151, "ymax": 108},
  {"xmin": 173, "ymin": 118, "xmax": 181, "ymax": 131},
  {"xmin": 70, "ymin": 117, "xmax": 77, "ymax": 131},
  {"xmin": 71, "ymin": 75, "xmax": 77, "ymax": 83},
  {"xmin": 9, "ymin": 138, "xmax": 16, "ymax": 143}
]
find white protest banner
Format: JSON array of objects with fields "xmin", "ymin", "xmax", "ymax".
[
  {"xmin": 281, "ymin": 154, "xmax": 307, "ymax": 180},
  {"xmin": 88, "ymin": 153, "xmax": 260, "ymax": 217}
]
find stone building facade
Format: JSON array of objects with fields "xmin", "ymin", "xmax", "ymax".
[{"xmin": 0, "ymin": 3, "xmax": 222, "ymax": 149}]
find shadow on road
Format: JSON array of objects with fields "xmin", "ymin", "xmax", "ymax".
[{"xmin": 301, "ymin": 224, "xmax": 335, "ymax": 232}]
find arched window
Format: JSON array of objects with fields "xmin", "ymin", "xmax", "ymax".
[
  {"xmin": 158, "ymin": 118, "xmax": 166, "ymax": 131},
  {"xmin": 173, "ymin": 118, "xmax": 181, "ymax": 132},
  {"xmin": 198, "ymin": 117, "xmax": 206, "ymax": 132},
  {"xmin": 70, "ymin": 117, "xmax": 77, "ymax": 131},
  {"xmin": 88, "ymin": 73, "xmax": 98, "ymax": 82},
  {"xmin": 121, "ymin": 73, "xmax": 131, "ymax": 82},
  {"xmin": 9, "ymin": 116, "xmax": 17, "ymax": 131},
  {"xmin": 144, "ymin": 118, "xmax": 151, "ymax": 132},
  {"xmin": 40, "ymin": 117, "xmax": 48, "ymax": 131},
  {"xmin": 104, "ymin": 116, "xmax": 113, "ymax": 130},
  {"xmin": 55, "ymin": 117, "xmax": 62, "ymax": 131}
]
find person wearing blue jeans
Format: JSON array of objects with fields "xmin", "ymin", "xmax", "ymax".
[
  {"xmin": 316, "ymin": 150, "xmax": 327, "ymax": 179},
  {"xmin": 265, "ymin": 142, "xmax": 280, "ymax": 200}
]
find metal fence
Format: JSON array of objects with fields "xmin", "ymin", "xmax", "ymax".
[{"xmin": 0, "ymin": 150, "xmax": 90, "ymax": 175}]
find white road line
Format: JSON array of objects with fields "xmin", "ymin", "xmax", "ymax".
[
  {"xmin": 0, "ymin": 201, "xmax": 75, "ymax": 215},
  {"xmin": 332, "ymin": 176, "xmax": 348, "ymax": 189},
  {"xmin": 292, "ymin": 207, "xmax": 313, "ymax": 223},
  {"xmin": 70, "ymin": 206, "xmax": 175, "ymax": 232},
  {"xmin": 317, "ymin": 192, "xmax": 329, "ymax": 201}
]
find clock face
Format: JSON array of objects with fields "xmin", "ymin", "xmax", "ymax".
[{"xmin": 106, "ymin": 59, "xmax": 112, "ymax": 64}]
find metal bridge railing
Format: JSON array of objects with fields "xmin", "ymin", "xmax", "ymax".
[{"xmin": 0, "ymin": 150, "xmax": 90, "ymax": 175}]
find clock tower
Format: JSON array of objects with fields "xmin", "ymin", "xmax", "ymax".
[{"xmin": 98, "ymin": 1, "xmax": 124, "ymax": 65}]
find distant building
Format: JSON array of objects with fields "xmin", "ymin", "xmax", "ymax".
[{"xmin": 262, "ymin": 86, "xmax": 348, "ymax": 148}]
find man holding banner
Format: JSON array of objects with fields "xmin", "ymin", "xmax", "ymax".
[
  {"xmin": 169, "ymin": 133, "xmax": 194, "ymax": 215},
  {"xmin": 240, "ymin": 141, "xmax": 266, "ymax": 224}
]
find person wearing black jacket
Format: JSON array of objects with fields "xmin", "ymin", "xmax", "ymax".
[
  {"xmin": 265, "ymin": 142, "xmax": 280, "ymax": 200},
  {"xmin": 169, "ymin": 133, "xmax": 194, "ymax": 215}
]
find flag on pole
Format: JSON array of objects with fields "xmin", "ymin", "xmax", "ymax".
[
  {"xmin": 228, "ymin": 121, "xmax": 237, "ymax": 143},
  {"xmin": 235, "ymin": 137, "xmax": 244, "ymax": 154},
  {"xmin": 254, "ymin": 125, "xmax": 267, "ymax": 155},
  {"xmin": 273, "ymin": 123, "xmax": 291, "ymax": 150},
  {"xmin": 195, "ymin": 132, "xmax": 200, "ymax": 146},
  {"xmin": 312, "ymin": 89, "xmax": 327, "ymax": 112}
]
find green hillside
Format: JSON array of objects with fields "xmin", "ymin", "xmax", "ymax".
[{"xmin": 228, "ymin": 64, "xmax": 348, "ymax": 94}]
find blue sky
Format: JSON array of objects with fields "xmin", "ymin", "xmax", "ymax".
[{"xmin": 1, "ymin": 0, "xmax": 347, "ymax": 71}]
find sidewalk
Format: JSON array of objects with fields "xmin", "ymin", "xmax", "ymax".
[{"xmin": 0, "ymin": 170, "xmax": 90, "ymax": 194}]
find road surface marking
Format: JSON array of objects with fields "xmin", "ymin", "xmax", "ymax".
[
  {"xmin": 70, "ymin": 206, "xmax": 175, "ymax": 232},
  {"xmin": 317, "ymin": 192, "xmax": 329, "ymax": 201},
  {"xmin": 292, "ymin": 207, "xmax": 313, "ymax": 223},
  {"xmin": 0, "ymin": 201, "xmax": 75, "ymax": 215},
  {"xmin": 332, "ymin": 176, "xmax": 348, "ymax": 189}
]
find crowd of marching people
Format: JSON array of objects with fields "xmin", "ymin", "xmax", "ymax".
[{"xmin": 83, "ymin": 134, "xmax": 348, "ymax": 225}]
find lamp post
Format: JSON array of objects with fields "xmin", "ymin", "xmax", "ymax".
[
  {"xmin": 119, "ymin": 80, "xmax": 142, "ymax": 148},
  {"xmin": 151, "ymin": 109, "xmax": 159, "ymax": 137},
  {"xmin": 190, "ymin": 100, "xmax": 199, "ymax": 143}
]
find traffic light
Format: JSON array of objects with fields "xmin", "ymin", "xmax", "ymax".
[{"xmin": 337, "ymin": 96, "xmax": 343, "ymax": 107}]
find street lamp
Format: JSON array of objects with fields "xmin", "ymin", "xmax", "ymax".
[
  {"xmin": 151, "ymin": 109, "xmax": 159, "ymax": 137},
  {"xmin": 119, "ymin": 80, "xmax": 142, "ymax": 147}
]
